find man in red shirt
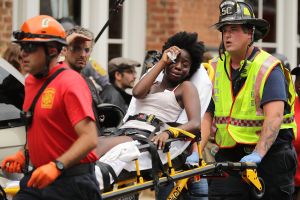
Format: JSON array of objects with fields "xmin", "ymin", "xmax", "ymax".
[{"xmin": 1, "ymin": 15, "xmax": 101, "ymax": 200}]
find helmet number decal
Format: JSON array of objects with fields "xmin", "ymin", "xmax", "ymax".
[
  {"xmin": 221, "ymin": 6, "xmax": 233, "ymax": 16},
  {"xmin": 220, "ymin": 1, "xmax": 237, "ymax": 17},
  {"xmin": 41, "ymin": 18, "xmax": 50, "ymax": 28}
]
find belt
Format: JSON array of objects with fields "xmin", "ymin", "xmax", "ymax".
[
  {"xmin": 62, "ymin": 163, "xmax": 95, "ymax": 177},
  {"xmin": 127, "ymin": 113, "xmax": 163, "ymax": 128}
]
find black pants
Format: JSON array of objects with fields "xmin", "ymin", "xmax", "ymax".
[
  {"xmin": 208, "ymin": 143, "xmax": 297, "ymax": 200},
  {"xmin": 13, "ymin": 163, "xmax": 102, "ymax": 200}
]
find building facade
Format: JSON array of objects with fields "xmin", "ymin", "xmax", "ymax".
[{"xmin": 0, "ymin": 0, "xmax": 299, "ymax": 71}]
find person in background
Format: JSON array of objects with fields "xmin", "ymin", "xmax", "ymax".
[
  {"xmin": 3, "ymin": 42, "xmax": 27, "ymax": 75},
  {"xmin": 1, "ymin": 15, "xmax": 101, "ymax": 199},
  {"xmin": 272, "ymin": 52, "xmax": 291, "ymax": 71},
  {"xmin": 61, "ymin": 26, "xmax": 103, "ymax": 135},
  {"xmin": 202, "ymin": 0, "xmax": 297, "ymax": 199},
  {"xmin": 100, "ymin": 57, "xmax": 140, "ymax": 113},
  {"xmin": 291, "ymin": 65, "xmax": 300, "ymax": 200},
  {"xmin": 58, "ymin": 17, "xmax": 110, "ymax": 91},
  {"xmin": 1, "ymin": 42, "xmax": 25, "ymax": 110}
]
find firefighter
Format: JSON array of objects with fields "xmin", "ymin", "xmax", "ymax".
[
  {"xmin": 201, "ymin": 0, "xmax": 297, "ymax": 199},
  {"xmin": 1, "ymin": 15, "xmax": 101, "ymax": 200}
]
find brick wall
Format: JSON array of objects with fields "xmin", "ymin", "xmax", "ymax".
[
  {"xmin": 0, "ymin": 0, "xmax": 13, "ymax": 55},
  {"xmin": 146, "ymin": 0, "xmax": 221, "ymax": 52}
]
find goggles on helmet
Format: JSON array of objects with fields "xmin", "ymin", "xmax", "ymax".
[{"xmin": 13, "ymin": 31, "xmax": 64, "ymax": 41}]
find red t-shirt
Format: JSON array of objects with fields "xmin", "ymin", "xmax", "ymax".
[
  {"xmin": 294, "ymin": 96, "xmax": 300, "ymax": 186},
  {"xmin": 23, "ymin": 63, "xmax": 98, "ymax": 167}
]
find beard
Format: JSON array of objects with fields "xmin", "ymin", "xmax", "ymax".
[{"xmin": 69, "ymin": 63, "xmax": 83, "ymax": 72}]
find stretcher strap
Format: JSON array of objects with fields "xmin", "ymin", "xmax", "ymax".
[
  {"xmin": 131, "ymin": 135, "xmax": 174, "ymax": 199},
  {"xmin": 96, "ymin": 161, "xmax": 118, "ymax": 192},
  {"xmin": 168, "ymin": 127, "xmax": 195, "ymax": 139}
]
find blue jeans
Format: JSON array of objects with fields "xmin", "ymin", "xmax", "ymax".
[
  {"xmin": 183, "ymin": 178, "xmax": 208, "ymax": 200},
  {"xmin": 157, "ymin": 178, "xmax": 208, "ymax": 200}
]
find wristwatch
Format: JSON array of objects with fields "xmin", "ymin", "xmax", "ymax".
[{"xmin": 54, "ymin": 160, "xmax": 65, "ymax": 172}]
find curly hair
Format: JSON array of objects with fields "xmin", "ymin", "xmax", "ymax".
[{"xmin": 162, "ymin": 31, "xmax": 205, "ymax": 79}]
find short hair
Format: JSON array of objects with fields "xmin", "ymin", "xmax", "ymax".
[
  {"xmin": 66, "ymin": 26, "xmax": 95, "ymax": 46},
  {"xmin": 162, "ymin": 31, "xmax": 205, "ymax": 79}
]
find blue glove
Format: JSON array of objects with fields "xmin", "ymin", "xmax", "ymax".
[
  {"xmin": 240, "ymin": 151, "xmax": 262, "ymax": 164},
  {"xmin": 185, "ymin": 152, "xmax": 199, "ymax": 164}
]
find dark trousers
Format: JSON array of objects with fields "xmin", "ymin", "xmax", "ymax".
[
  {"xmin": 208, "ymin": 143, "xmax": 297, "ymax": 200},
  {"xmin": 13, "ymin": 163, "xmax": 102, "ymax": 200}
]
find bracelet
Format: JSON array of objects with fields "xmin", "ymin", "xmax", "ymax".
[{"xmin": 165, "ymin": 130, "xmax": 174, "ymax": 138}]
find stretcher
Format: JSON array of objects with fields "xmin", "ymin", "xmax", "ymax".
[
  {"xmin": 96, "ymin": 133, "xmax": 265, "ymax": 200},
  {"xmin": 0, "ymin": 63, "xmax": 264, "ymax": 199},
  {"xmin": 1, "ymin": 135, "xmax": 265, "ymax": 200}
]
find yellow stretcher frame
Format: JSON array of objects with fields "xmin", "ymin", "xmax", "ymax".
[
  {"xmin": 2, "ymin": 129, "xmax": 265, "ymax": 200},
  {"xmin": 100, "ymin": 140, "xmax": 264, "ymax": 199},
  {"xmin": 2, "ymin": 64, "xmax": 264, "ymax": 199}
]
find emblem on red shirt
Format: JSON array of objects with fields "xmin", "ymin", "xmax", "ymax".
[{"xmin": 41, "ymin": 88, "xmax": 56, "ymax": 109}]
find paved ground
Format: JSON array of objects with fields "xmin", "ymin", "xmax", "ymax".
[{"xmin": 139, "ymin": 189, "xmax": 155, "ymax": 200}]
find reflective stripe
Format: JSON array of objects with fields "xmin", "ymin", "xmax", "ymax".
[
  {"xmin": 210, "ymin": 60, "xmax": 218, "ymax": 95},
  {"xmin": 254, "ymin": 55, "xmax": 279, "ymax": 115},
  {"xmin": 215, "ymin": 116, "xmax": 294, "ymax": 127}
]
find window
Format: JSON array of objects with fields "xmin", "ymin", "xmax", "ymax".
[
  {"xmin": 40, "ymin": 0, "xmax": 81, "ymax": 25},
  {"xmin": 252, "ymin": 0, "xmax": 277, "ymax": 52},
  {"xmin": 0, "ymin": 64, "xmax": 24, "ymax": 128},
  {"xmin": 108, "ymin": 0, "xmax": 124, "ymax": 61}
]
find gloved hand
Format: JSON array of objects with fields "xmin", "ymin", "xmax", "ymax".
[
  {"xmin": 185, "ymin": 151, "xmax": 199, "ymax": 164},
  {"xmin": 1, "ymin": 150, "xmax": 25, "ymax": 173},
  {"xmin": 27, "ymin": 162, "xmax": 61, "ymax": 189},
  {"xmin": 240, "ymin": 151, "xmax": 262, "ymax": 164}
]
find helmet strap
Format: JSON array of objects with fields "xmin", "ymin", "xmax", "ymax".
[
  {"xmin": 249, "ymin": 26, "xmax": 255, "ymax": 47},
  {"xmin": 224, "ymin": 40, "xmax": 250, "ymax": 82},
  {"xmin": 219, "ymin": 33, "xmax": 225, "ymax": 61}
]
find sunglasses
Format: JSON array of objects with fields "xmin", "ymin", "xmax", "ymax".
[
  {"xmin": 69, "ymin": 45, "xmax": 91, "ymax": 54},
  {"xmin": 20, "ymin": 43, "xmax": 40, "ymax": 53}
]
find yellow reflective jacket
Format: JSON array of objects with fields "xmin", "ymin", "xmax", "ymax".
[{"xmin": 210, "ymin": 50, "xmax": 296, "ymax": 148}]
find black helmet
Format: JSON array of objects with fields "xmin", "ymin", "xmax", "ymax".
[{"xmin": 213, "ymin": 0, "xmax": 270, "ymax": 41}]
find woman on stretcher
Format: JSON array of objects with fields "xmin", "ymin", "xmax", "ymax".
[{"xmin": 96, "ymin": 31, "xmax": 205, "ymax": 157}]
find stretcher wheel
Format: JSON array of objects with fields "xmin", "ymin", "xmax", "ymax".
[{"xmin": 251, "ymin": 177, "xmax": 265, "ymax": 199}]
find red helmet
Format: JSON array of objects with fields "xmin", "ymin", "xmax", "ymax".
[{"xmin": 13, "ymin": 15, "xmax": 66, "ymax": 45}]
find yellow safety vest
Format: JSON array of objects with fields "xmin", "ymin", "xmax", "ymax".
[{"xmin": 210, "ymin": 50, "xmax": 296, "ymax": 148}]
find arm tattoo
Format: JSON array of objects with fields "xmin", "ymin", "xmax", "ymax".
[{"xmin": 255, "ymin": 118, "xmax": 281, "ymax": 154}]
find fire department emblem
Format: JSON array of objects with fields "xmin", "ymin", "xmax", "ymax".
[{"xmin": 41, "ymin": 88, "xmax": 56, "ymax": 109}]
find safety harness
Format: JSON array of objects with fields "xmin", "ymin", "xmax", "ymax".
[{"xmin": 20, "ymin": 68, "xmax": 66, "ymax": 173}]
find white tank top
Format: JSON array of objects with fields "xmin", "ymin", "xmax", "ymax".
[{"xmin": 133, "ymin": 88, "xmax": 183, "ymax": 122}]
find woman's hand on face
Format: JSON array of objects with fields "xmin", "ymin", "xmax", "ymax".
[
  {"xmin": 151, "ymin": 131, "xmax": 170, "ymax": 150},
  {"xmin": 162, "ymin": 46, "xmax": 181, "ymax": 66}
]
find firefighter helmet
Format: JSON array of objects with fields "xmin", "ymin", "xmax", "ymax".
[
  {"xmin": 13, "ymin": 15, "xmax": 66, "ymax": 45},
  {"xmin": 213, "ymin": 0, "xmax": 270, "ymax": 41}
]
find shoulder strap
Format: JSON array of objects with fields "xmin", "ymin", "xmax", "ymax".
[
  {"xmin": 28, "ymin": 68, "xmax": 66, "ymax": 113},
  {"xmin": 172, "ymin": 83, "xmax": 181, "ymax": 92},
  {"xmin": 22, "ymin": 68, "xmax": 66, "ymax": 174}
]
